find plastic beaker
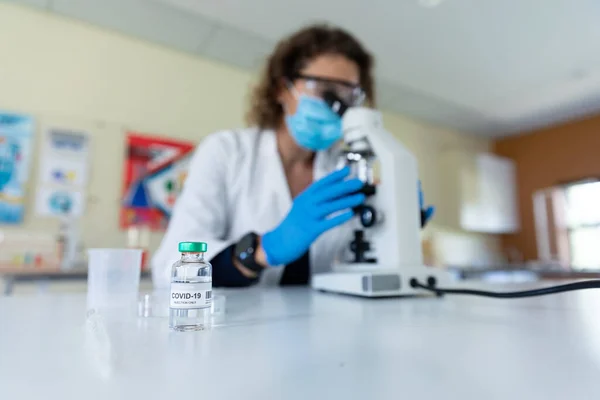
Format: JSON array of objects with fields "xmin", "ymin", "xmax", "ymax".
[{"xmin": 87, "ymin": 249, "xmax": 143, "ymax": 313}]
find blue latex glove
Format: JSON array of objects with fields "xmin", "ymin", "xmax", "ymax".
[
  {"xmin": 262, "ymin": 166, "xmax": 365, "ymax": 266},
  {"xmin": 419, "ymin": 181, "xmax": 435, "ymax": 226}
]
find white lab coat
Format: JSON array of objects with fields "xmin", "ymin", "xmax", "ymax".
[{"xmin": 151, "ymin": 127, "xmax": 352, "ymax": 288}]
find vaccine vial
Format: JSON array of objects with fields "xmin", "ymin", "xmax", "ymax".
[{"xmin": 169, "ymin": 242, "xmax": 212, "ymax": 331}]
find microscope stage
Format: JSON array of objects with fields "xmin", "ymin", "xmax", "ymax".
[{"xmin": 311, "ymin": 267, "xmax": 447, "ymax": 298}]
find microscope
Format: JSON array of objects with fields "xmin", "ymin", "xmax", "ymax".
[{"xmin": 311, "ymin": 103, "xmax": 447, "ymax": 297}]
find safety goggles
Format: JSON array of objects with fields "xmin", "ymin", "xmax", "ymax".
[{"xmin": 289, "ymin": 74, "xmax": 366, "ymax": 107}]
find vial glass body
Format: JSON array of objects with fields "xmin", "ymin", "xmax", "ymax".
[{"xmin": 169, "ymin": 252, "xmax": 212, "ymax": 331}]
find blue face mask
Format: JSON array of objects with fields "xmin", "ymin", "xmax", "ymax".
[{"xmin": 285, "ymin": 95, "xmax": 343, "ymax": 151}]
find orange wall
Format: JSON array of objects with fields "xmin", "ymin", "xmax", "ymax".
[{"xmin": 494, "ymin": 114, "xmax": 600, "ymax": 261}]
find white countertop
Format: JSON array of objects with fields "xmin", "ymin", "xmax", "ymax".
[{"xmin": 1, "ymin": 286, "xmax": 600, "ymax": 400}]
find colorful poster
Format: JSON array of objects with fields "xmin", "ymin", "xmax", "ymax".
[
  {"xmin": 121, "ymin": 132, "xmax": 194, "ymax": 230},
  {"xmin": 35, "ymin": 128, "xmax": 90, "ymax": 217},
  {"xmin": 0, "ymin": 112, "xmax": 34, "ymax": 224}
]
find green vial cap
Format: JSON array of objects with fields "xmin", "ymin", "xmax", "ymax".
[{"xmin": 178, "ymin": 242, "xmax": 207, "ymax": 253}]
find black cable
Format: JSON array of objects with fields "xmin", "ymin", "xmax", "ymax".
[{"xmin": 410, "ymin": 278, "xmax": 600, "ymax": 299}]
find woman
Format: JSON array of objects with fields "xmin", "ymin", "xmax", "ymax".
[{"xmin": 152, "ymin": 24, "xmax": 433, "ymax": 288}]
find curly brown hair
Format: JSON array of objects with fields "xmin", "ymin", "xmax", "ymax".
[{"xmin": 246, "ymin": 24, "xmax": 375, "ymax": 129}]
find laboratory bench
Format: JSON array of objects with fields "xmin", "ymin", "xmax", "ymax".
[{"xmin": 1, "ymin": 285, "xmax": 600, "ymax": 399}]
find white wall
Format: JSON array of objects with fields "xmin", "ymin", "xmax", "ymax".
[{"xmin": 0, "ymin": 4, "xmax": 497, "ymax": 264}]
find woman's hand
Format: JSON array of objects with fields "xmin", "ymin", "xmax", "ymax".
[{"xmin": 262, "ymin": 166, "xmax": 365, "ymax": 266}]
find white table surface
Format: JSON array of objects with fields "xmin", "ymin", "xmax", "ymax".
[{"xmin": 1, "ymin": 286, "xmax": 600, "ymax": 400}]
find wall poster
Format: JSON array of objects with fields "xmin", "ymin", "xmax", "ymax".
[
  {"xmin": 121, "ymin": 132, "xmax": 194, "ymax": 230},
  {"xmin": 0, "ymin": 112, "xmax": 34, "ymax": 224},
  {"xmin": 35, "ymin": 128, "xmax": 90, "ymax": 217}
]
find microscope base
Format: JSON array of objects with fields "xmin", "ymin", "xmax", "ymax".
[{"xmin": 311, "ymin": 267, "xmax": 449, "ymax": 298}]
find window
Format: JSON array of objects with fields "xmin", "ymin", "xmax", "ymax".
[{"xmin": 565, "ymin": 180, "xmax": 600, "ymax": 269}]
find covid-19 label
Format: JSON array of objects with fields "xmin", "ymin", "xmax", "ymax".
[{"xmin": 170, "ymin": 282, "xmax": 212, "ymax": 309}]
